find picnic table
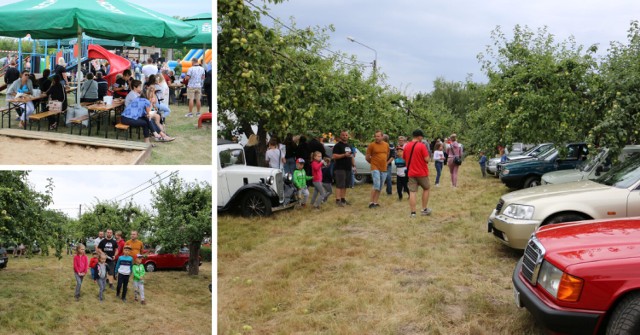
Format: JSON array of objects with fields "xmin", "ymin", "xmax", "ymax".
[
  {"xmin": 3, "ymin": 93, "xmax": 48, "ymax": 129},
  {"xmin": 82, "ymin": 98, "xmax": 125, "ymax": 138}
]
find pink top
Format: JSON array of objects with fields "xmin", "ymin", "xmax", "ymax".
[
  {"xmin": 73, "ymin": 254, "xmax": 89, "ymax": 274},
  {"xmin": 311, "ymin": 160, "xmax": 323, "ymax": 182}
]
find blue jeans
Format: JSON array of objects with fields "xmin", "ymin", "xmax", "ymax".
[
  {"xmin": 371, "ymin": 170, "xmax": 388, "ymax": 191},
  {"xmin": 435, "ymin": 161, "xmax": 443, "ymax": 185},
  {"xmin": 385, "ymin": 164, "xmax": 393, "ymax": 194},
  {"xmin": 74, "ymin": 273, "xmax": 84, "ymax": 298},
  {"xmin": 284, "ymin": 157, "xmax": 296, "ymax": 175},
  {"xmin": 156, "ymin": 102, "xmax": 171, "ymax": 117}
]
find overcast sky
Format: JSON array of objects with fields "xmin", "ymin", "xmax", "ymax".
[
  {"xmin": 265, "ymin": 0, "xmax": 640, "ymax": 95},
  {"xmin": 25, "ymin": 168, "xmax": 212, "ymax": 219},
  {"xmin": 0, "ymin": 0, "xmax": 212, "ymax": 20}
]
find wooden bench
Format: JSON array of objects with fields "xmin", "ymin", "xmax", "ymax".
[
  {"xmin": 68, "ymin": 115, "xmax": 89, "ymax": 135},
  {"xmin": 28, "ymin": 110, "xmax": 63, "ymax": 131},
  {"xmin": 115, "ymin": 122, "xmax": 141, "ymax": 140},
  {"xmin": 0, "ymin": 106, "xmax": 12, "ymax": 128}
]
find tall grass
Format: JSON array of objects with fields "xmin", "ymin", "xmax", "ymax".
[
  {"xmin": 218, "ymin": 162, "xmax": 545, "ymax": 334},
  {"xmin": 0, "ymin": 255, "xmax": 212, "ymax": 334}
]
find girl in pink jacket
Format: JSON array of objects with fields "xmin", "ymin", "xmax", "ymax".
[{"xmin": 73, "ymin": 243, "xmax": 89, "ymax": 301}]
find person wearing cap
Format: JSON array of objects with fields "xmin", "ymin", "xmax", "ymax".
[
  {"xmin": 132, "ymin": 254, "xmax": 146, "ymax": 305},
  {"xmin": 115, "ymin": 246, "xmax": 134, "ymax": 302},
  {"xmin": 293, "ymin": 158, "xmax": 312, "ymax": 206},
  {"xmin": 403, "ymin": 129, "xmax": 433, "ymax": 218},
  {"xmin": 365, "ymin": 130, "xmax": 390, "ymax": 208},
  {"xmin": 446, "ymin": 133, "xmax": 463, "ymax": 188}
]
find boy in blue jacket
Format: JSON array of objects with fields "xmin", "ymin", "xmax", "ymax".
[{"xmin": 115, "ymin": 246, "xmax": 133, "ymax": 302}]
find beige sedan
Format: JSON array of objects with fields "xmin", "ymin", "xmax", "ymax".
[{"xmin": 487, "ymin": 154, "xmax": 640, "ymax": 249}]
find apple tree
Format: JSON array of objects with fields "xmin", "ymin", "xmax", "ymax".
[
  {"xmin": 472, "ymin": 25, "xmax": 599, "ymax": 153},
  {"xmin": 150, "ymin": 175, "xmax": 211, "ymax": 276}
]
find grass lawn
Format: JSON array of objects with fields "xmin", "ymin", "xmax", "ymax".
[
  {"xmin": 218, "ymin": 162, "xmax": 546, "ymax": 334},
  {"xmin": 0, "ymin": 255, "xmax": 212, "ymax": 334},
  {"xmin": 0, "ymin": 94, "xmax": 212, "ymax": 165}
]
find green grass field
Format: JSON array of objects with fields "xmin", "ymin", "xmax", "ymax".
[
  {"xmin": 0, "ymin": 255, "xmax": 212, "ymax": 335},
  {"xmin": 0, "ymin": 94, "xmax": 212, "ymax": 165},
  {"xmin": 218, "ymin": 162, "xmax": 547, "ymax": 334}
]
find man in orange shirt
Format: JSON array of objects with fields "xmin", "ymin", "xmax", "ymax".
[
  {"xmin": 365, "ymin": 130, "xmax": 390, "ymax": 209},
  {"xmin": 125, "ymin": 230, "xmax": 144, "ymax": 261}
]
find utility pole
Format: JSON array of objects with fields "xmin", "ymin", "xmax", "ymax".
[{"xmin": 78, "ymin": 204, "xmax": 82, "ymax": 218}]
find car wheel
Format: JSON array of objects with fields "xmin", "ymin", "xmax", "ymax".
[
  {"xmin": 607, "ymin": 292, "xmax": 640, "ymax": 335},
  {"xmin": 145, "ymin": 262, "xmax": 156, "ymax": 272},
  {"xmin": 184, "ymin": 262, "xmax": 190, "ymax": 272},
  {"xmin": 523, "ymin": 176, "xmax": 541, "ymax": 188},
  {"xmin": 240, "ymin": 191, "xmax": 272, "ymax": 217},
  {"xmin": 354, "ymin": 174, "xmax": 367, "ymax": 185},
  {"xmin": 544, "ymin": 213, "xmax": 588, "ymax": 225}
]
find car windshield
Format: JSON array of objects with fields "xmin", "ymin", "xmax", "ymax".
[
  {"xmin": 539, "ymin": 147, "xmax": 558, "ymax": 160},
  {"xmin": 220, "ymin": 148, "xmax": 246, "ymax": 168},
  {"xmin": 579, "ymin": 148, "xmax": 607, "ymax": 172},
  {"xmin": 594, "ymin": 153, "xmax": 640, "ymax": 188},
  {"xmin": 533, "ymin": 144, "xmax": 555, "ymax": 157},
  {"xmin": 525, "ymin": 144, "xmax": 551, "ymax": 157}
]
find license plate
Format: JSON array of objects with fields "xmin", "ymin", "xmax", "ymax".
[
  {"xmin": 487, "ymin": 219, "xmax": 493, "ymax": 233},
  {"xmin": 0, "ymin": 259, "xmax": 4, "ymax": 264},
  {"xmin": 513, "ymin": 286, "xmax": 522, "ymax": 308}
]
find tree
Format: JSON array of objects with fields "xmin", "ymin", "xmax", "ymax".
[
  {"xmin": 587, "ymin": 21, "xmax": 640, "ymax": 156},
  {"xmin": 151, "ymin": 175, "xmax": 211, "ymax": 276},
  {"xmin": 473, "ymin": 25, "xmax": 599, "ymax": 154},
  {"xmin": 72, "ymin": 201, "xmax": 151, "ymax": 242},
  {"xmin": 0, "ymin": 171, "xmax": 66, "ymax": 258}
]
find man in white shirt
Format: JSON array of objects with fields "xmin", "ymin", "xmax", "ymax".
[
  {"xmin": 141, "ymin": 57, "xmax": 158, "ymax": 79},
  {"xmin": 184, "ymin": 57, "xmax": 205, "ymax": 117}
]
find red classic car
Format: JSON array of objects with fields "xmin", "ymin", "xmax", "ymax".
[
  {"xmin": 141, "ymin": 246, "xmax": 201, "ymax": 272},
  {"xmin": 513, "ymin": 217, "xmax": 640, "ymax": 334}
]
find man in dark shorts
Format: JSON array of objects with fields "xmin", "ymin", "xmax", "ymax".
[
  {"xmin": 403, "ymin": 129, "xmax": 432, "ymax": 218},
  {"xmin": 332, "ymin": 130, "xmax": 354, "ymax": 206},
  {"xmin": 97, "ymin": 229, "xmax": 118, "ymax": 289}
]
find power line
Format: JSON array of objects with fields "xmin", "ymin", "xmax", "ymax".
[
  {"xmin": 113, "ymin": 170, "xmax": 178, "ymax": 203},
  {"xmin": 109, "ymin": 170, "xmax": 171, "ymax": 202},
  {"xmin": 247, "ymin": 0, "xmax": 369, "ymax": 68}
]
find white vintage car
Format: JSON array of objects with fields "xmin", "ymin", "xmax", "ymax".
[{"xmin": 217, "ymin": 140, "xmax": 296, "ymax": 216}]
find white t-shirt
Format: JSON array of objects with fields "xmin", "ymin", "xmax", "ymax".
[
  {"xmin": 141, "ymin": 64, "xmax": 158, "ymax": 78},
  {"xmin": 265, "ymin": 148, "xmax": 283, "ymax": 169},
  {"xmin": 433, "ymin": 150, "xmax": 445, "ymax": 162}
]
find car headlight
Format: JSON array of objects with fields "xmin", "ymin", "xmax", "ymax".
[
  {"xmin": 266, "ymin": 176, "xmax": 274, "ymax": 185},
  {"xmin": 502, "ymin": 169, "xmax": 509, "ymax": 175},
  {"xmin": 537, "ymin": 261, "xmax": 583, "ymax": 302},
  {"xmin": 502, "ymin": 204, "xmax": 534, "ymax": 220}
]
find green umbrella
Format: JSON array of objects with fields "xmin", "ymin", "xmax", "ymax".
[
  {"xmin": 0, "ymin": 0, "xmax": 197, "ymax": 48},
  {"xmin": 182, "ymin": 13, "xmax": 212, "ymax": 48}
]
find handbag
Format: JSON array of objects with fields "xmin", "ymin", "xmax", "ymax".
[
  {"xmin": 47, "ymin": 99, "xmax": 62, "ymax": 113},
  {"xmin": 450, "ymin": 143, "xmax": 462, "ymax": 165}
]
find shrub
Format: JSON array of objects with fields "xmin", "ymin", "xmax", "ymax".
[{"xmin": 200, "ymin": 245, "xmax": 212, "ymax": 262}]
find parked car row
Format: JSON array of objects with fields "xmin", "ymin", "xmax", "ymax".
[{"xmin": 486, "ymin": 142, "xmax": 640, "ymax": 333}]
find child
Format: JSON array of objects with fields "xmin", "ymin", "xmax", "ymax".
[
  {"xmin": 96, "ymin": 254, "xmax": 109, "ymax": 302},
  {"xmin": 73, "ymin": 243, "xmax": 88, "ymax": 301},
  {"xmin": 89, "ymin": 251, "xmax": 99, "ymax": 281},
  {"xmin": 479, "ymin": 151, "xmax": 487, "ymax": 178},
  {"xmin": 321, "ymin": 157, "xmax": 333, "ymax": 202},
  {"xmin": 310, "ymin": 151, "xmax": 327, "ymax": 210},
  {"xmin": 132, "ymin": 255, "xmax": 146, "ymax": 305},
  {"xmin": 394, "ymin": 147, "xmax": 409, "ymax": 200},
  {"xmin": 433, "ymin": 142, "xmax": 445, "ymax": 187},
  {"xmin": 293, "ymin": 158, "xmax": 312, "ymax": 207},
  {"xmin": 115, "ymin": 246, "xmax": 133, "ymax": 302}
]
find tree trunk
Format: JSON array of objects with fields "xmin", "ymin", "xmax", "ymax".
[{"xmin": 188, "ymin": 242, "xmax": 200, "ymax": 276}]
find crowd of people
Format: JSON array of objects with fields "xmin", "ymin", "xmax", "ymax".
[
  {"xmin": 235, "ymin": 129, "xmax": 470, "ymax": 217},
  {"xmin": 73, "ymin": 229, "xmax": 147, "ymax": 304},
  {"xmin": 2, "ymin": 52, "xmax": 213, "ymax": 136}
]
